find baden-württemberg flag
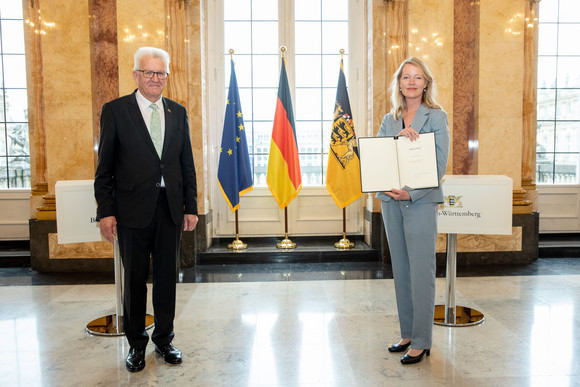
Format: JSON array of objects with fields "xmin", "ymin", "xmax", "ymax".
[
  {"xmin": 267, "ymin": 58, "xmax": 302, "ymax": 209},
  {"xmin": 218, "ymin": 59, "xmax": 253, "ymax": 212},
  {"xmin": 325, "ymin": 58, "xmax": 362, "ymax": 208}
]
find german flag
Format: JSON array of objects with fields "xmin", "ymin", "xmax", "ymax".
[{"xmin": 267, "ymin": 58, "xmax": 302, "ymax": 209}]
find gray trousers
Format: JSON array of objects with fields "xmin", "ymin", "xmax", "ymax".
[{"xmin": 381, "ymin": 199, "xmax": 437, "ymax": 350}]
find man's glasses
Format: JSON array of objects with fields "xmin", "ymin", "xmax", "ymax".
[{"xmin": 136, "ymin": 70, "xmax": 168, "ymax": 80}]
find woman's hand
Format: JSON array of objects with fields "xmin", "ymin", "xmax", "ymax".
[
  {"xmin": 398, "ymin": 127, "xmax": 419, "ymax": 141},
  {"xmin": 385, "ymin": 188, "xmax": 411, "ymax": 201}
]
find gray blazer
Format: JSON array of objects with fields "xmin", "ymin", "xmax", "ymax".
[{"xmin": 375, "ymin": 104, "xmax": 450, "ymax": 204}]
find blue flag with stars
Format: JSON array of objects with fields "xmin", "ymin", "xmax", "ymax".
[{"xmin": 218, "ymin": 59, "xmax": 253, "ymax": 212}]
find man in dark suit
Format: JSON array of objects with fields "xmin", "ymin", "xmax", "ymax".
[{"xmin": 94, "ymin": 47, "xmax": 198, "ymax": 372}]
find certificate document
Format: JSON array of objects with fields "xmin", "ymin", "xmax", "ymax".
[{"xmin": 358, "ymin": 132, "xmax": 438, "ymax": 192}]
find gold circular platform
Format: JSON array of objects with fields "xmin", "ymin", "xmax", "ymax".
[
  {"xmin": 86, "ymin": 314, "xmax": 155, "ymax": 336},
  {"xmin": 434, "ymin": 305, "xmax": 485, "ymax": 327}
]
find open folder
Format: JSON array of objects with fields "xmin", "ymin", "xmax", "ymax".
[{"xmin": 358, "ymin": 132, "xmax": 438, "ymax": 193}]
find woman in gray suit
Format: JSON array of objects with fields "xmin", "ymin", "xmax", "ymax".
[{"xmin": 377, "ymin": 57, "xmax": 450, "ymax": 364}]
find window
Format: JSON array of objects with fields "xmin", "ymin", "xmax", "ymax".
[
  {"xmin": 0, "ymin": 3, "xmax": 29, "ymax": 189},
  {"xmin": 536, "ymin": 0, "xmax": 580, "ymax": 184},
  {"xmin": 223, "ymin": 0, "xmax": 349, "ymax": 187}
]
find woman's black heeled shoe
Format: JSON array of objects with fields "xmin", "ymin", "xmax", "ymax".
[
  {"xmin": 388, "ymin": 341, "xmax": 412, "ymax": 353},
  {"xmin": 400, "ymin": 349, "xmax": 430, "ymax": 364}
]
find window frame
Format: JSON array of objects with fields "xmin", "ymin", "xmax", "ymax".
[
  {"xmin": 536, "ymin": 0, "xmax": 580, "ymax": 185},
  {"xmin": 0, "ymin": 4, "xmax": 30, "ymax": 190},
  {"xmin": 208, "ymin": 0, "xmax": 366, "ymax": 237}
]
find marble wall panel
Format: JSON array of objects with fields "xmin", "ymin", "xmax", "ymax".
[
  {"xmin": 41, "ymin": 2, "xmax": 93, "ymax": 192},
  {"xmin": 184, "ymin": 1, "xmax": 206, "ymax": 216},
  {"xmin": 385, "ymin": 0, "xmax": 408, "ymax": 98},
  {"xmin": 371, "ymin": 0, "xmax": 396, "ymax": 214},
  {"xmin": 48, "ymin": 233, "xmax": 113, "ymax": 259},
  {"xmin": 371, "ymin": 0, "xmax": 389, "ymax": 136},
  {"xmin": 408, "ymin": 0, "xmax": 454, "ymax": 173},
  {"xmin": 116, "ymin": 1, "xmax": 166, "ymax": 95},
  {"xmin": 452, "ymin": 0, "xmax": 479, "ymax": 175},
  {"xmin": 41, "ymin": 0, "xmax": 89, "ymax": 43},
  {"xmin": 42, "ymin": 49, "xmax": 92, "ymax": 121},
  {"xmin": 479, "ymin": 0, "xmax": 527, "ymax": 44},
  {"xmin": 478, "ymin": 116, "xmax": 523, "ymax": 183},
  {"xmin": 478, "ymin": 0, "xmax": 525, "ymax": 188},
  {"xmin": 478, "ymin": 42, "xmax": 524, "ymax": 120},
  {"xmin": 166, "ymin": 0, "xmax": 188, "ymax": 107},
  {"xmin": 24, "ymin": 1, "xmax": 48, "ymax": 203},
  {"xmin": 89, "ymin": 0, "xmax": 119, "ymax": 169},
  {"xmin": 45, "ymin": 119, "xmax": 95, "ymax": 182},
  {"xmin": 436, "ymin": 226, "xmax": 522, "ymax": 253}
]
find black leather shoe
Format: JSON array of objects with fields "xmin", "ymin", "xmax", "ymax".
[
  {"xmin": 155, "ymin": 343, "xmax": 183, "ymax": 364},
  {"xmin": 125, "ymin": 347, "xmax": 146, "ymax": 372},
  {"xmin": 388, "ymin": 341, "xmax": 412, "ymax": 353},
  {"xmin": 401, "ymin": 349, "xmax": 430, "ymax": 365}
]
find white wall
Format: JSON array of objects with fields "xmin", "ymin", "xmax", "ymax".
[
  {"xmin": 0, "ymin": 190, "xmax": 30, "ymax": 240},
  {"xmin": 538, "ymin": 186, "xmax": 580, "ymax": 233}
]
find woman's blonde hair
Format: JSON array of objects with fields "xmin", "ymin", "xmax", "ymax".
[{"xmin": 390, "ymin": 57, "xmax": 441, "ymax": 120}]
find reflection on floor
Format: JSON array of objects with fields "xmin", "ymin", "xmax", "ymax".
[{"xmin": 1, "ymin": 259, "xmax": 580, "ymax": 386}]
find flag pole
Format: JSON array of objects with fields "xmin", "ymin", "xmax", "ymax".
[
  {"xmin": 277, "ymin": 206, "xmax": 296, "ymax": 249},
  {"xmin": 275, "ymin": 45, "xmax": 296, "ymax": 249},
  {"xmin": 334, "ymin": 207, "xmax": 354, "ymax": 249},
  {"xmin": 331, "ymin": 48, "xmax": 355, "ymax": 250},
  {"xmin": 228, "ymin": 209, "xmax": 247, "ymax": 250},
  {"xmin": 222, "ymin": 48, "xmax": 248, "ymax": 251}
]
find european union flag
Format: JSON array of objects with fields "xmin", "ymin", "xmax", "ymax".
[{"xmin": 218, "ymin": 59, "xmax": 253, "ymax": 211}]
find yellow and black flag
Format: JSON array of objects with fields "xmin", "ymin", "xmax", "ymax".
[{"xmin": 325, "ymin": 58, "xmax": 362, "ymax": 208}]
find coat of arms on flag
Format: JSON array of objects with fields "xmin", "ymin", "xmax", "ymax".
[{"xmin": 326, "ymin": 58, "xmax": 362, "ymax": 209}]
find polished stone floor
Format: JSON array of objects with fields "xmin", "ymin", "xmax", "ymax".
[{"xmin": 1, "ymin": 259, "xmax": 580, "ymax": 386}]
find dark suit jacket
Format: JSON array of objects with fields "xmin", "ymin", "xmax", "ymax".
[{"xmin": 94, "ymin": 91, "xmax": 197, "ymax": 228}]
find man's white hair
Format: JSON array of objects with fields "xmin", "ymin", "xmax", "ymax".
[{"xmin": 133, "ymin": 47, "xmax": 170, "ymax": 73}]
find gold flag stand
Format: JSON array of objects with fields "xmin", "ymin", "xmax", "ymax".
[
  {"xmin": 334, "ymin": 207, "xmax": 354, "ymax": 249},
  {"xmin": 228, "ymin": 210, "xmax": 247, "ymax": 250},
  {"xmin": 277, "ymin": 207, "xmax": 296, "ymax": 249}
]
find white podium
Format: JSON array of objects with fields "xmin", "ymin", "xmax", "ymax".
[
  {"xmin": 435, "ymin": 175, "xmax": 513, "ymax": 327},
  {"xmin": 55, "ymin": 180, "xmax": 154, "ymax": 336}
]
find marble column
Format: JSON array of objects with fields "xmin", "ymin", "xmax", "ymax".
[
  {"xmin": 166, "ymin": 0, "xmax": 210, "ymax": 255},
  {"xmin": 23, "ymin": 0, "xmax": 50, "ymax": 219},
  {"xmin": 89, "ymin": 0, "xmax": 119, "ymax": 170},
  {"xmin": 385, "ymin": 0, "xmax": 408, "ymax": 101},
  {"xmin": 371, "ymin": 0, "xmax": 408, "ymax": 214},
  {"xmin": 520, "ymin": 0, "xmax": 540, "ymax": 213},
  {"xmin": 371, "ymin": 0, "xmax": 390, "ymax": 138},
  {"xmin": 187, "ymin": 0, "xmax": 211, "ymax": 252},
  {"xmin": 165, "ymin": 0, "xmax": 187, "ymax": 107},
  {"xmin": 164, "ymin": 0, "xmax": 202, "ymax": 174},
  {"xmin": 453, "ymin": 0, "xmax": 479, "ymax": 175}
]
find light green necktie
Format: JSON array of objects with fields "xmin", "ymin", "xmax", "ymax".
[{"xmin": 149, "ymin": 103, "xmax": 162, "ymax": 156}]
